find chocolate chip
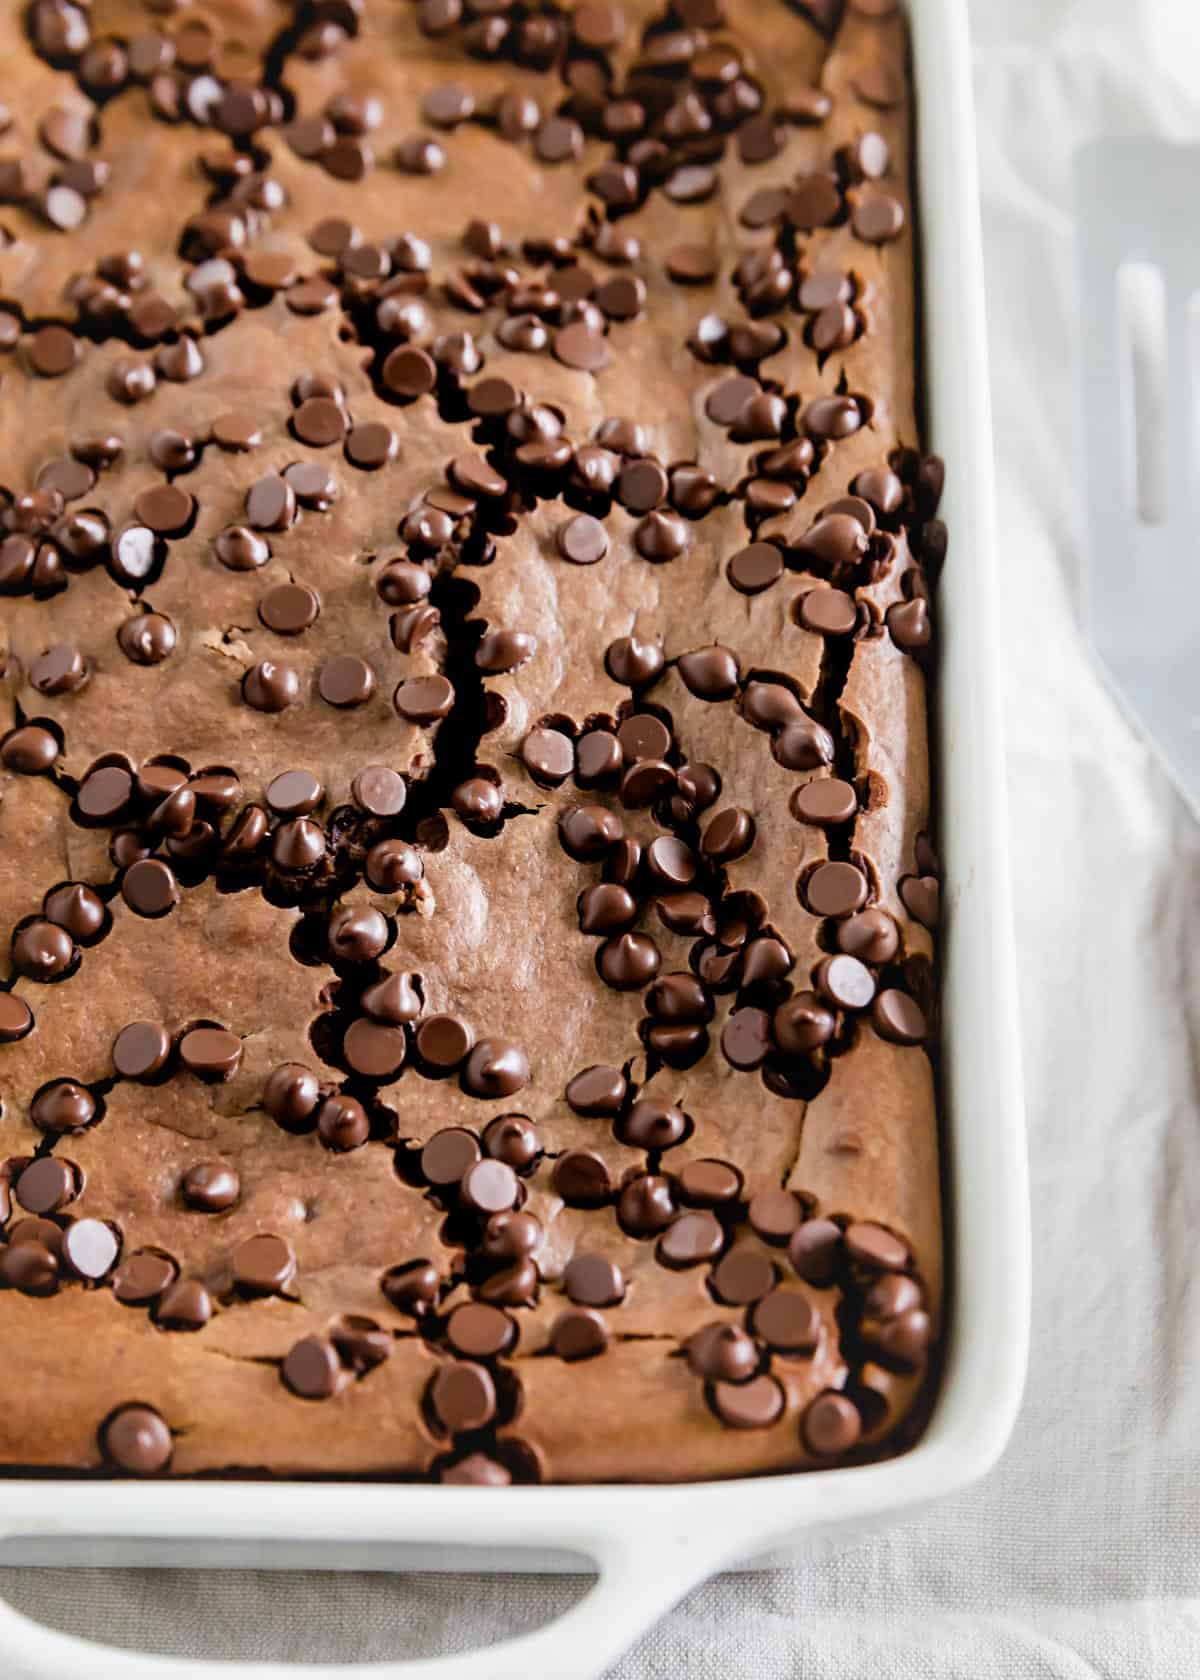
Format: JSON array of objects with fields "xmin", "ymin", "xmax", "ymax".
[
  {"xmin": 710, "ymin": 1372, "xmax": 784, "ymax": 1429},
  {"xmin": 318, "ymin": 654, "xmax": 376, "ymax": 708},
  {"xmin": 28, "ymin": 325, "xmax": 80, "ymax": 378},
  {"xmin": 773, "ymin": 718, "xmax": 835, "ymax": 771},
  {"xmin": 245, "ymin": 476, "xmax": 296, "ymax": 533},
  {"xmin": 887, "ymin": 598, "xmax": 931, "ymax": 652},
  {"xmin": 709, "ymin": 1243, "xmax": 776, "ymax": 1303},
  {"xmin": 447, "ymin": 1302, "xmax": 516, "ymax": 1359},
  {"xmin": 416, "ymin": 1015, "xmax": 475, "ymax": 1074},
  {"xmin": 0, "ymin": 1241, "xmax": 59, "ymax": 1296},
  {"xmin": 43, "ymin": 883, "xmax": 104, "ymax": 941},
  {"xmin": 27, "ymin": 641, "xmax": 86, "ymax": 695},
  {"xmin": 133, "ymin": 484, "xmax": 193, "ymax": 536},
  {"xmin": 0, "ymin": 994, "xmax": 34, "ymax": 1042},
  {"xmin": 899, "ymin": 874, "xmax": 939, "ymax": 928},
  {"xmin": 677, "ymin": 644, "xmax": 740, "ymax": 700},
  {"xmin": 430, "ymin": 1361, "xmax": 496, "ymax": 1434},
  {"xmin": 232, "ymin": 1232, "xmax": 296, "ymax": 1296},
  {"xmin": 837, "ymin": 909, "xmax": 899, "ymax": 965},
  {"xmin": 12, "ymin": 918, "xmax": 75, "ymax": 981},
  {"xmin": 181, "ymin": 1162, "xmax": 240, "ymax": 1212},
  {"xmin": 658, "ymin": 1210, "xmax": 724, "ymax": 1268},
  {"xmin": 552, "ymin": 1150, "xmax": 612, "ymax": 1207},
  {"xmin": 523, "ymin": 727, "xmax": 575, "ymax": 785},
  {"xmin": 803, "ymin": 396, "xmax": 864, "ymax": 441},
  {"xmin": 15, "ymin": 1156, "xmax": 77, "ymax": 1215},
  {"xmin": 60, "ymin": 1218, "xmax": 119, "ymax": 1280},
  {"xmin": 798, "ymin": 586, "xmax": 859, "ymax": 637},
  {"xmin": 805, "ymin": 860, "xmax": 868, "ymax": 917},
  {"xmin": 772, "ymin": 992, "xmax": 835, "ymax": 1054},
  {"xmin": 679, "ymin": 1159, "xmax": 743, "ymax": 1208},
  {"xmin": 121, "ymin": 858, "xmax": 180, "ymax": 919},
  {"xmin": 791, "ymin": 779, "xmax": 858, "ymax": 827},
  {"xmin": 753, "ymin": 1286, "xmax": 821, "ymax": 1352},
  {"xmin": 535, "ymin": 115, "xmax": 583, "ymax": 163},
  {"xmin": 452, "ymin": 777, "xmax": 503, "ymax": 824},
  {"xmin": 597, "ymin": 931, "xmax": 660, "ymax": 991},
  {"xmin": 483, "ymin": 1118, "xmax": 542, "ymax": 1174},
  {"xmin": 553, "ymin": 323, "xmax": 610, "ymax": 372},
  {"xmin": 382, "ymin": 1260, "xmax": 441, "ymax": 1316},
  {"xmin": 179, "ymin": 1025, "xmax": 242, "ymax": 1081},
  {"xmin": 702, "ymin": 807, "xmax": 755, "ymax": 862},
  {"xmin": 394, "ymin": 674, "xmax": 455, "ymax": 724},
  {"xmin": 30, "ymin": 1079, "xmax": 94, "ymax": 1135},
  {"xmin": 2, "ymin": 725, "xmax": 61, "ymax": 775},
  {"xmin": 318, "ymin": 1090, "xmax": 374, "ymax": 1145},
  {"xmin": 243, "ymin": 660, "xmax": 300, "ymax": 712},
  {"xmin": 551, "ymin": 1308, "xmax": 609, "ymax": 1361},
  {"xmin": 283, "ymin": 1336, "xmax": 340, "ymax": 1399},
  {"xmin": 814, "ymin": 954, "xmax": 876, "ymax": 1011},
  {"xmin": 687, "ymin": 1323, "xmax": 758, "ymax": 1383},
  {"xmin": 346, "ymin": 423, "xmax": 398, "ymax": 470},
  {"xmin": 559, "ymin": 804, "xmax": 623, "ymax": 861},
  {"xmin": 113, "ymin": 1249, "xmax": 177, "ymax": 1304},
  {"xmin": 101, "ymin": 1406, "xmax": 173, "ymax": 1474},
  {"xmin": 787, "ymin": 171, "xmax": 842, "ymax": 230},
  {"xmin": 580, "ymin": 884, "xmax": 636, "ymax": 940},
  {"xmin": 871, "ymin": 989, "xmax": 927, "ymax": 1045},
  {"xmin": 606, "ymin": 635, "xmax": 664, "ymax": 686},
  {"xmin": 266, "ymin": 815, "xmax": 324, "ymax": 873},
  {"xmin": 618, "ymin": 1173, "xmax": 676, "ymax": 1237},
  {"xmin": 154, "ymin": 1277, "xmax": 213, "ymax": 1330},
  {"xmin": 720, "ymin": 1007, "xmax": 772, "ymax": 1070},
  {"xmin": 726, "ymin": 542, "xmax": 783, "ymax": 595},
  {"xmin": 118, "ymin": 613, "xmax": 176, "ymax": 665},
  {"xmin": 565, "ymin": 1065, "xmax": 627, "ymax": 1118},
  {"xmin": 365, "ymin": 840, "xmax": 422, "ymax": 892},
  {"xmin": 803, "ymin": 1391, "xmax": 862, "ymax": 1456},
  {"xmin": 462, "ymin": 1040, "xmax": 529, "ymax": 1098}
]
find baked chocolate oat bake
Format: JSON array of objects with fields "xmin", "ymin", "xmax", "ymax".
[{"xmin": 0, "ymin": 0, "xmax": 943, "ymax": 1484}]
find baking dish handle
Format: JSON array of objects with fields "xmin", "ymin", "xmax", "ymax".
[{"xmin": 0, "ymin": 1524, "xmax": 730, "ymax": 1680}]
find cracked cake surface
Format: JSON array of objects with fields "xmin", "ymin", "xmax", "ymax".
[{"xmin": 0, "ymin": 0, "xmax": 945, "ymax": 1484}]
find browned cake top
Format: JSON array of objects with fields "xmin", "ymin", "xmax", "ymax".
[{"xmin": 0, "ymin": 0, "xmax": 943, "ymax": 1484}]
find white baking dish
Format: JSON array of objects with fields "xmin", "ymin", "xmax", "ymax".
[{"xmin": 0, "ymin": 0, "xmax": 1029, "ymax": 1671}]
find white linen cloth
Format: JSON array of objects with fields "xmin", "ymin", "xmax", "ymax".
[{"xmin": 5, "ymin": 0, "xmax": 1200, "ymax": 1670}]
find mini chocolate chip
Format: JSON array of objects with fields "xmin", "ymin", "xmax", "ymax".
[
  {"xmin": 871, "ymin": 989, "xmax": 928, "ymax": 1045},
  {"xmin": 702, "ymin": 807, "xmax": 755, "ymax": 862},
  {"xmin": 773, "ymin": 992, "xmax": 836, "ymax": 1054},
  {"xmin": 687, "ymin": 1323, "xmax": 759, "ymax": 1383},
  {"xmin": 552, "ymin": 1150, "xmax": 612, "ymax": 1207},
  {"xmin": 814, "ymin": 954, "xmax": 876, "ymax": 1011},
  {"xmin": 710, "ymin": 1372, "xmax": 784, "ymax": 1429},
  {"xmin": 215, "ymin": 526, "xmax": 270, "ymax": 572},
  {"xmin": 181, "ymin": 1161, "xmax": 240, "ymax": 1212},
  {"xmin": 232, "ymin": 1232, "xmax": 296, "ymax": 1296},
  {"xmin": 805, "ymin": 860, "xmax": 868, "ymax": 918},
  {"xmin": 101, "ymin": 1406, "xmax": 173, "ymax": 1474},
  {"xmin": 803, "ymin": 1391, "xmax": 863, "ymax": 1456},
  {"xmin": 430, "ymin": 1360, "xmax": 496, "ymax": 1434},
  {"xmin": 557, "ymin": 513, "xmax": 608, "ymax": 565},
  {"xmin": 243, "ymin": 660, "xmax": 300, "ymax": 713},
  {"xmin": 43, "ymin": 883, "xmax": 104, "ymax": 941},
  {"xmin": 677, "ymin": 644, "xmax": 740, "ymax": 700},
  {"xmin": 837, "ymin": 909, "xmax": 900, "ymax": 965},
  {"xmin": 679, "ymin": 1159, "xmax": 743, "ymax": 1207},
  {"xmin": 318, "ymin": 1092, "xmax": 373, "ymax": 1147},
  {"xmin": 154, "ymin": 1278, "xmax": 213, "ymax": 1330},
  {"xmin": 179, "ymin": 1025, "xmax": 242, "ymax": 1081},
  {"xmin": 597, "ymin": 931, "xmax": 660, "ymax": 990},
  {"xmin": 462, "ymin": 1040, "xmax": 529, "ymax": 1098}
]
